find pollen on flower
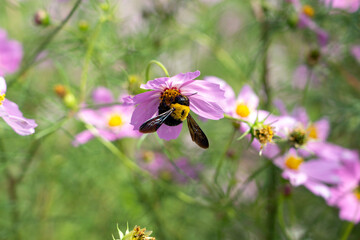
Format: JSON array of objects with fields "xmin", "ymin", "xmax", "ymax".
[
  {"xmin": 108, "ymin": 114, "xmax": 123, "ymax": 127},
  {"xmin": 285, "ymin": 155, "xmax": 304, "ymax": 170},
  {"xmin": 289, "ymin": 128, "xmax": 307, "ymax": 148},
  {"xmin": 131, "ymin": 226, "xmax": 155, "ymax": 240},
  {"xmin": 160, "ymin": 87, "xmax": 181, "ymax": 105},
  {"xmin": 254, "ymin": 125, "xmax": 275, "ymax": 147},
  {"xmin": 354, "ymin": 187, "xmax": 360, "ymax": 201},
  {"xmin": 142, "ymin": 151, "xmax": 155, "ymax": 162},
  {"xmin": 236, "ymin": 103, "xmax": 250, "ymax": 118},
  {"xmin": 307, "ymin": 124, "xmax": 318, "ymax": 139},
  {"xmin": 0, "ymin": 93, "xmax": 6, "ymax": 105},
  {"xmin": 302, "ymin": 5, "xmax": 315, "ymax": 18}
]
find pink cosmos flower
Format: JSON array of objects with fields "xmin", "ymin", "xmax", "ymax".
[
  {"xmin": 0, "ymin": 29, "xmax": 22, "ymax": 76},
  {"xmin": 328, "ymin": 160, "xmax": 360, "ymax": 223},
  {"xmin": 289, "ymin": 0, "xmax": 329, "ymax": 47},
  {"xmin": 129, "ymin": 71, "xmax": 224, "ymax": 141},
  {"xmin": 0, "ymin": 77, "xmax": 37, "ymax": 135},
  {"xmin": 140, "ymin": 151, "xmax": 203, "ymax": 183},
  {"xmin": 73, "ymin": 87, "xmax": 141, "ymax": 146},
  {"xmin": 322, "ymin": 0, "xmax": 360, "ymax": 13},
  {"xmin": 292, "ymin": 64, "xmax": 319, "ymax": 89},
  {"xmin": 351, "ymin": 45, "xmax": 360, "ymax": 63},
  {"xmin": 275, "ymin": 148, "xmax": 340, "ymax": 199}
]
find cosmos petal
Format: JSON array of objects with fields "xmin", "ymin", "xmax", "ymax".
[
  {"xmin": 73, "ymin": 130, "xmax": 94, "ymax": 146},
  {"xmin": 92, "ymin": 87, "xmax": 114, "ymax": 104},
  {"xmin": 130, "ymin": 98, "xmax": 159, "ymax": 130},
  {"xmin": 157, "ymin": 124, "xmax": 183, "ymax": 140},
  {"xmin": 189, "ymin": 97, "xmax": 224, "ymax": 120}
]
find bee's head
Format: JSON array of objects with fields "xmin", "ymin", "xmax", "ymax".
[{"xmin": 174, "ymin": 94, "xmax": 189, "ymax": 106}]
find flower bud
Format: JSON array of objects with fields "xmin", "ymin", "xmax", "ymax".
[
  {"xmin": 78, "ymin": 20, "xmax": 89, "ymax": 32},
  {"xmin": 34, "ymin": 9, "xmax": 50, "ymax": 27},
  {"xmin": 54, "ymin": 84, "xmax": 67, "ymax": 98},
  {"xmin": 100, "ymin": 3, "xmax": 110, "ymax": 11},
  {"xmin": 64, "ymin": 92, "xmax": 78, "ymax": 110},
  {"xmin": 306, "ymin": 49, "xmax": 321, "ymax": 66}
]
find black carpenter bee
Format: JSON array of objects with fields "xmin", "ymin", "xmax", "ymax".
[{"xmin": 139, "ymin": 94, "xmax": 209, "ymax": 149}]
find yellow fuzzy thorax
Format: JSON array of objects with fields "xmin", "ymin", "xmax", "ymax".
[
  {"xmin": 307, "ymin": 124, "xmax": 318, "ymax": 139},
  {"xmin": 170, "ymin": 103, "xmax": 190, "ymax": 121}
]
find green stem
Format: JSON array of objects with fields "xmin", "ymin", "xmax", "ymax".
[
  {"xmin": 214, "ymin": 128, "xmax": 237, "ymax": 184},
  {"xmin": 340, "ymin": 222, "xmax": 355, "ymax": 240},
  {"xmin": 223, "ymin": 114, "xmax": 252, "ymax": 126},
  {"xmin": 8, "ymin": 0, "xmax": 83, "ymax": 88},
  {"xmin": 266, "ymin": 163, "xmax": 279, "ymax": 240},
  {"xmin": 145, "ymin": 60, "xmax": 170, "ymax": 82},
  {"xmin": 302, "ymin": 66, "xmax": 313, "ymax": 106},
  {"xmin": 80, "ymin": 22, "xmax": 103, "ymax": 103}
]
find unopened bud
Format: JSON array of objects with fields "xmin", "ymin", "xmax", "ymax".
[
  {"xmin": 64, "ymin": 93, "xmax": 78, "ymax": 110},
  {"xmin": 34, "ymin": 9, "xmax": 50, "ymax": 26},
  {"xmin": 100, "ymin": 3, "xmax": 110, "ymax": 11},
  {"xmin": 78, "ymin": 20, "xmax": 89, "ymax": 32},
  {"xmin": 54, "ymin": 85, "xmax": 67, "ymax": 98}
]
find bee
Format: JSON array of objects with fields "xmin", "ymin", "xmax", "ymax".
[{"xmin": 139, "ymin": 94, "xmax": 209, "ymax": 149}]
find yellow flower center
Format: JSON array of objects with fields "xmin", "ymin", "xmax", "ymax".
[
  {"xmin": 285, "ymin": 155, "xmax": 304, "ymax": 170},
  {"xmin": 236, "ymin": 103, "xmax": 250, "ymax": 118},
  {"xmin": 108, "ymin": 114, "xmax": 123, "ymax": 127},
  {"xmin": 254, "ymin": 125, "xmax": 275, "ymax": 146},
  {"xmin": 307, "ymin": 124, "xmax": 318, "ymax": 139},
  {"xmin": 142, "ymin": 151, "xmax": 155, "ymax": 163},
  {"xmin": 302, "ymin": 5, "xmax": 315, "ymax": 18},
  {"xmin": 354, "ymin": 188, "xmax": 360, "ymax": 201},
  {"xmin": 289, "ymin": 127, "xmax": 307, "ymax": 148},
  {"xmin": 160, "ymin": 87, "xmax": 181, "ymax": 105},
  {"xmin": 0, "ymin": 93, "xmax": 5, "ymax": 105}
]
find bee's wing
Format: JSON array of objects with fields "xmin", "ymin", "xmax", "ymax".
[
  {"xmin": 139, "ymin": 108, "xmax": 174, "ymax": 133},
  {"xmin": 187, "ymin": 113, "xmax": 209, "ymax": 149}
]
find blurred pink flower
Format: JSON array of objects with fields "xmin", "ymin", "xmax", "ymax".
[
  {"xmin": 0, "ymin": 29, "xmax": 23, "ymax": 76},
  {"xmin": 140, "ymin": 151, "xmax": 203, "ymax": 183},
  {"xmin": 292, "ymin": 64, "xmax": 318, "ymax": 89},
  {"xmin": 351, "ymin": 45, "xmax": 360, "ymax": 62},
  {"xmin": 328, "ymin": 160, "xmax": 360, "ymax": 223},
  {"xmin": 275, "ymin": 148, "xmax": 340, "ymax": 199},
  {"xmin": 322, "ymin": 0, "xmax": 360, "ymax": 13},
  {"xmin": 129, "ymin": 71, "xmax": 224, "ymax": 141},
  {"xmin": 289, "ymin": 0, "xmax": 329, "ymax": 47},
  {"xmin": 0, "ymin": 77, "xmax": 37, "ymax": 135},
  {"xmin": 73, "ymin": 87, "xmax": 141, "ymax": 146}
]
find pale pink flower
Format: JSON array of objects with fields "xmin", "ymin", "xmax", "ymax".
[
  {"xmin": 328, "ymin": 160, "xmax": 360, "ymax": 223},
  {"xmin": 322, "ymin": 0, "xmax": 360, "ymax": 13},
  {"xmin": 73, "ymin": 87, "xmax": 141, "ymax": 146},
  {"xmin": 0, "ymin": 29, "xmax": 23, "ymax": 76},
  {"xmin": 0, "ymin": 77, "xmax": 37, "ymax": 135},
  {"xmin": 275, "ymin": 148, "xmax": 340, "ymax": 199}
]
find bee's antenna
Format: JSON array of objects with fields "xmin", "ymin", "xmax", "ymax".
[{"xmin": 187, "ymin": 92, "xmax": 198, "ymax": 96}]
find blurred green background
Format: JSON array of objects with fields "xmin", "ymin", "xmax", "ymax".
[{"xmin": 0, "ymin": 0, "xmax": 360, "ymax": 239}]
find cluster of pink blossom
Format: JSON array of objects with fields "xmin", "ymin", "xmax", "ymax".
[
  {"xmin": 0, "ymin": 29, "xmax": 37, "ymax": 135},
  {"xmin": 208, "ymin": 76, "xmax": 360, "ymax": 223}
]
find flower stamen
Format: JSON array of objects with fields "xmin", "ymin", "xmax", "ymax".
[
  {"xmin": 0, "ymin": 93, "xmax": 5, "ymax": 105},
  {"xmin": 108, "ymin": 114, "xmax": 123, "ymax": 127},
  {"xmin": 354, "ymin": 187, "xmax": 360, "ymax": 201},
  {"xmin": 307, "ymin": 124, "xmax": 318, "ymax": 139},
  {"xmin": 285, "ymin": 155, "xmax": 304, "ymax": 170},
  {"xmin": 236, "ymin": 103, "xmax": 250, "ymax": 118},
  {"xmin": 289, "ymin": 127, "xmax": 307, "ymax": 148},
  {"xmin": 302, "ymin": 5, "xmax": 315, "ymax": 18},
  {"xmin": 254, "ymin": 124, "xmax": 275, "ymax": 147},
  {"xmin": 160, "ymin": 87, "xmax": 181, "ymax": 105}
]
